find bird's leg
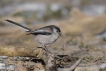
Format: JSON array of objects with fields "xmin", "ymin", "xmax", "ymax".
[
  {"xmin": 42, "ymin": 45, "xmax": 52, "ymax": 54},
  {"xmin": 42, "ymin": 45, "xmax": 62, "ymax": 60},
  {"xmin": 40, "ymin": 44, "xmax": 48, "ymax": 53},
  {"xmin": 44, "ymin": 45, "xmax": 49, "ymax": 52}
]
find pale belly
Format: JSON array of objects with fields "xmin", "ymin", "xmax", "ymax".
[{"xmin": 35, "ymin": 34, "xmax": 58, "ymax": 45}]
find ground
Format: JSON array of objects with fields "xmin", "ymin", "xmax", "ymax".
[{"xmin": 0, "ymin": 8, "xmax": 106, "ymax": 71}]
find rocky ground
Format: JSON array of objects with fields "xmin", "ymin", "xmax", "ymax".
[{"xmin": 0, "ymin": 7, "xmax": 106, "ymax": 71}]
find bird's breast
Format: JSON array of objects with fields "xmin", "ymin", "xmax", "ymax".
[{"xmin": 35, "ymin": 34, "xmax": 58, "ymax": 45}]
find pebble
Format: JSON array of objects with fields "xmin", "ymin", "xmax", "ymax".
[
  {"xmin": 100, "ymin": 63, "xmax": 106, "ymax": 69},
  {"xmin": 13, "ymin": 56, "xmax": 30, "ymax": 61},
  {"xmin": 7, "ymin": 64, "xmax": 16, "ymax": 71},
  {"xmin": 0, "ymin": 63, "xmax": 16, "ymax": 71},
  {"xmin": 0, "ymin": 56, "xmax": 31, "ymax": 70},
  {"xmin": 0, "ymin": 63, "xmax": 5, "ymax": 70},
  {"xmin": 0, "ymin": 56, "xmax": 8, "ymax": 59}
]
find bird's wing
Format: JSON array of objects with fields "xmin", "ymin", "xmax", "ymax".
[
  {"xmin": 37, "ymin": 26, "xmax": 53, "ymax": 32},
  {"xmin": 27, "ymin": 27, "xmax": 53, "ymax": 35}
]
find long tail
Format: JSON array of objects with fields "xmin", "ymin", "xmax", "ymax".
[{"xmin": 5, "ymin": 19, "xmax": 32, "ymax": 31}]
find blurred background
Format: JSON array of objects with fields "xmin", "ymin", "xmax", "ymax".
[{"xmin": 0, "ymin": 0, "xmax": 106, "ymax": 58}]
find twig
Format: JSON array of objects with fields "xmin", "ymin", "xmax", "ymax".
[
  {"xmin": 58, "ymin": 57, "xmax": 83, "ymax": 71},
  {"xmin": 69, "ymin": 57, "xmax": 82, "ymax": 71}
]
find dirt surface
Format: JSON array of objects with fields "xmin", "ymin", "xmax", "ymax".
[{"xmin": 0, "ymin": 8, "xmax": 106, "ymax": 71}]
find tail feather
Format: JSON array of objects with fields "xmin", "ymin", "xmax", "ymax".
[{"xmin": 5, "ymin": 19, "xmax": 32, "ymax": 31}]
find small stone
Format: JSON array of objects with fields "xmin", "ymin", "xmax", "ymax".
[
  {"xmin": 0, "ymin": 56, "xmax": 8, "ymax": 61},
  {"xmin": 7, "ymin": 64, "xmax": 16, "ymax": 71},
  {"xmin": 13, "ymin": 56, "xmax": 31, "ymax": 61},
  {"xmin": 0, "ymin": 56, "xmax": 8, "ymax": 59},
  {"xmin": 25, "ymin": 57, "xmax": 30, "ymax": 60},
  {"xmin": 0, "ymin": 63, "xmax": 5, "ymax": 70},
  {"xmin": 13, "ymin": 56, "xmax": 20, "ymax": 61},
  {"xmin": 100, "ymin": 63, "xmax": 106, "ymax": 69}
]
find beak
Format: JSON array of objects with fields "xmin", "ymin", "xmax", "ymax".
[{"xmin": 59, "ymin": 32, "xmax": 62, "ymax": 36}]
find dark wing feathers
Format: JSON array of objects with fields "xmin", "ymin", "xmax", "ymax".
[
  {"xmin": 27, "ymin": 27, "xmax": 53, "ymax": 35},
  {"xmin": 27, "ymin": 31, "xmax": 51, "ymax": 35}
]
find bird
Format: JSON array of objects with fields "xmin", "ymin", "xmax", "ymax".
[{"xmin": 5, "ymin": 19, "xmax": 62, "ymax": 53}]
